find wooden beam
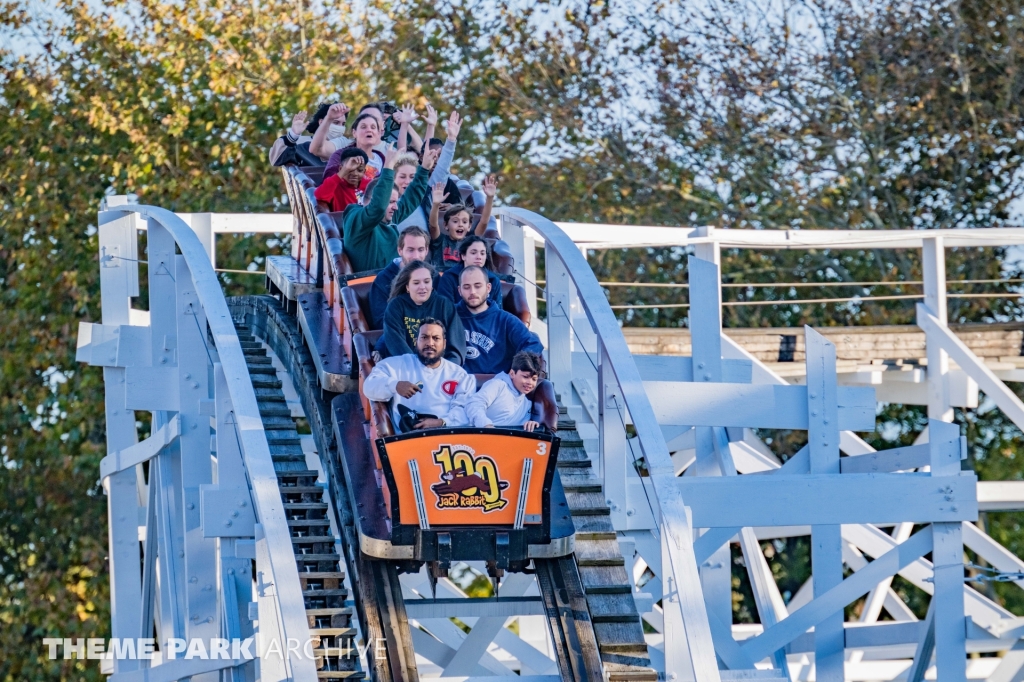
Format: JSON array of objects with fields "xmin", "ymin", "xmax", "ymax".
[
  {"xmin": 644, "ymin": 381, "xmax": 875, "ymax": 429},
  {"xmin": 677, "ymin": 473, "xmax": 977, "ymax": 527},
  {"xmin": 740, "ymin": 529, "xmax": 933, "ymax": 664}
]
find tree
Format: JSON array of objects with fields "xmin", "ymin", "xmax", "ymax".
[
  {"xmin": 0, "ymin": 0, "xmax": 383, "ymax": 676},
  {"xmin": 623, "ymin": 0, "xmax": 1024, "ymax": 620},
  {"xmin": 6, "ymin": 0, "xmax": 1024, "ymax": 667}
]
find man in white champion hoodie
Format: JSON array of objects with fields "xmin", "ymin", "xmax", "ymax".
[
  {"xmin": 465, "ymin": 351, "xmax": 544, "ymax": 431},
  {"xmin": 363, "ymin": 318, "xmax": 475, "ymax": 431}
]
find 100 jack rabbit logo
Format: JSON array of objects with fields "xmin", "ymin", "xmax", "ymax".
[{"xmin": 430, "ymin": 444, "xmax": 509, "ymax": 512}]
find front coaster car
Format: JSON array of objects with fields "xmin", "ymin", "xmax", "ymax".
[{"xmin": 368, "ymin": 427, "xmax": 573, "ymax": 572}]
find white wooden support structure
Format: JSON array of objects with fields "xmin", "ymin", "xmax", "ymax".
[
  {"xmin": 513, "ymin": 219, "xmax": 1006, "ymax": 679},
  {"xmin": 97, "ymin": 212, "xmax": 144, "ymax": 676},
  {"xmin": 81, "ymin": 202, "xmax": 1024, "ymax": 680},
  {"xmin": 77, "ymin": 202, "xmax": 317, "ymax": 681},
  {"xmin": 687, "ymin": 256, "xmax": 733, "ymax": 650},
  {"xmin": 503, "ymin": 208, "xmax": 722, "ymax": 682},
  {"xmin": 805, "ymin": 329, "xmax": 843, "ymax": 682}
]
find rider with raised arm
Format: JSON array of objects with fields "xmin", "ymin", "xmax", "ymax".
[{"xmin": 342, "ymin": 145, "xmax": 439, "ymax": 273}]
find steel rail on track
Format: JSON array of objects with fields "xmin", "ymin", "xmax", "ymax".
[
  {"xmin": 103, "ymin": 206, "xmax": 318, "ymax": 680},
  {"xmin": 497, "ymin": 207, "xmax": 723, "ymax": 680}
]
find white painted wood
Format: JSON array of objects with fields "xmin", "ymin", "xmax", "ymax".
[
  {"xmin": 918, "ymin": 304, "xmax": 1024, "ymax": 430},
  {"xmin": 978, "ymin": 481, "xmax": 1024, "ymax": 511},
  {"xmin": 599, "ymin": 342, "xmax": 628, "ymax": 526},
  {"xmin": 643, "ymin": 381, "xmax": 875, "ymax": 430},
  {"xmin": 253, "ymin": 523, "xmax": 291, "ymax": 682},
  {"xmin": 905, "ymin": 584, "xmax": 936, "ymax": 682},
  {"xmin": 739, "ymin": 529, "xmax": 932, "ymax": 663},
  {"xmin": 931, "ymin": 522, "xmax": 967, "ymax": 681},
  {"xmin": 97, "ymin": 205, "xmax": 316, "ymax": 680},
  {"xmin": 522, "ymin": 234, "xmax": 538, "ymax": 324},
  {"xmin": 713, "ymin": 429, "xmax": 790, "ymax": 675},
  {"xmin": 688, "ymin": 257, "xmax": 734, "ymax": 641},
  {"xmin": 811, "ymin": 522, "xmax": 844, "ymax": 682},
  {"xmin": 409, "ymin": 627, "xmax": 496, "ymax": 676},
  {"xmin": 926, "ymin": 420, "xmax": 968, "ymax": 681},
  {"xmin": 612, "ymin": 353, "xmax": 752, "ymax": 384},
  {"xmin": 147, "ymin": 220, "xmax": 178, "ymax": 370},
  {"xmin": 174, "ymin": 255, "xmax": 221, "ymax": 658},
  {"xmin": 214, "ymin": 363, "xmax": 248, "ymax": 491},
  {"xmin": 840, "ymin": 438, "xmax": 963, "ymax": 474},
  {"xmin": 864, "ymin": 368, "xmax": 978, "ymax": 409},
  {"xmin": 441, "ymin": 573, "xmax": 536, "ymax": 676},
  {"xmin": 962, "ymin": 521, "xmax": 1024, "ymax": 590},
  {"xmin": 706, "ymin": 608, "xmax": 756, "ymax": 669},
  {"xmin": 401, "ymin": 569, "xmax": 555, "ymax": 676},
  {"xmin": 114, "ymin": 324, "xmax": 152, "ymax": 367},
  {"xmin": 809, "ymin": 328, "xmax": 855, "ymax": 681},
  {"xmin": 848, "ymin": 522, "xmax": 915, "ymax": 666},
  {"xmin": 99, "ymin": 416, "xmax": 180, "ymax": 479},
  {"xmin": 75, "ymin": 321, "xmax": 120, "ymax": 365},
  {"xmin": 208, "ymin": 212, "xmax": 293, "ymax": 234},
  {"xmin": 501, "ymin": 208, "xmax": 722, "ymax": 682},
  {"xmin": 186, "ymin": 212, "xmax": 216, "ymax": 267},
  {"xmin": 109, "ymin": 657, "xmax": 247, "ymax": 682},
  {"xmin": 544, "ymin": 241, "xmax": 572, "ymax": 398},
  {"xmin": 840, "ymin": 524, "xmax": 1013, "ymax": 627},
  {"xmin": 677, "ymin": 473, "xmax": 976, "ymax": 527},
  {"xmin": 690, "ymin": 446, "xmax": 810, "ymax": 563},
  {"xmin": 688, "ymin": 257, "xmax": 723, "ymax": 379},
  {"xmin": 124, "ymin": 365, "xmax": 179, "ymax": 411},
  {"xmin": 987, "ymin": 640, "xmax": 1024, "ymax": 682},
  {"xmin": 153, "ymin": 430, "xmax": 187, "ymax": 643},
  {"xmin": 547, "ymin": 222, "xmax": 1024, "ymax": 250},
  {"xmin": 98, "ymin": 214, "xmax": 143, "ymax": 674},
  {"xmin": 432, "ymin": 671, "xmax": 561, "ymax": 675},
  {"xmin": 923, "ymin": 236, "xmax": 953, "ymax": 422}
]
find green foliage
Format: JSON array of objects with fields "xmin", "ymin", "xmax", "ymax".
[
  {"xmin": 5, "ymin": 0, "xmax": 1024, "ymax": 670},
  {"xmin": 0, "ymin": 0, "xmax": 380, "ymax": 676}
]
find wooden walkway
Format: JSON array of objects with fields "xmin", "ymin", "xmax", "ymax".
[{"xmin": 623, "ymin": 323, "xmax": 1024, "ymax": 379}]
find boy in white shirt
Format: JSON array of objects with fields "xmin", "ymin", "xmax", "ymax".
[
  {"xmin": 465, "ymin": 352, "xmax": 544, "ymax": 431},
  {"xmin": 363, "ymin": 318, "xmax": 475, "ymax": 431}
]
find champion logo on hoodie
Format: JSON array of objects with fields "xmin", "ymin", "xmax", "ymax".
[{"xmin": 442, "ymin": 380, "xmax": 459, "ymax": 396}]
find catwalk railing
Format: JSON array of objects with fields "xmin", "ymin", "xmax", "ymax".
[
  {"xmin": 502, "ymin": 220, "xmax": 1024, "ymax": 681},
  {"xmin": 76, "ymin": 203, "xmax": 317, "ymax": 680},
  {"xmin": 77, "ymin": 197, "xmax": 1024, "ymax": 679},
  {"xmin": 498, "ymin": 208, "xmax": 723, "ymax": 679}
]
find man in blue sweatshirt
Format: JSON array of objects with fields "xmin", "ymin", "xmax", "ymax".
[
  {"xmin": 368, "ymin": 226, "xmax": 430, "ymax": 329},
  {"xmin": 456, "ymin": 266, "xmax": 544, "ymax": 374}
]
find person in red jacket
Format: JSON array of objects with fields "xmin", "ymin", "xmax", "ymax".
[{"xmin": 313, "ymin": 147, "xmax": 368, "ymax": 212}]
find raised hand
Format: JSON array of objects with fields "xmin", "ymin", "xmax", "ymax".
[
  {"xmin": 482, "ymin": 174, "xmax": 498, "ymax": 198},
  {"xmin": 421, "ymin": 146, "xmax": 441, "ymax": 170},
  {"xmin": 328, "ymin": 102, "xmax": 349, "ymax": 124},
  {"xmin": 290, "ymin": 111, "xmax": 308, "ymax": 136},
  {"xmin": 425, "ymin": 103, "xmax": 438, "ymax": 126},
  {"xmin": 395, "ymin": 103, "xmax": 419, "ymax": 125},
  {"xmin": 445, "ymin": 110, "xmax": 463, "ymax": 141},
  {"xmin": 383, "ymin": 143, "xmax": 400, "ymax": 169},
  {"xmin": 431, "ymin": 182, "xmax": 449, "ymax": 204}
]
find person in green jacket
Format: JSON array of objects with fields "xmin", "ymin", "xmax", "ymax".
[{"xmin": 342, "ymin": 144, "xmax": 439, "ymax": 272}]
